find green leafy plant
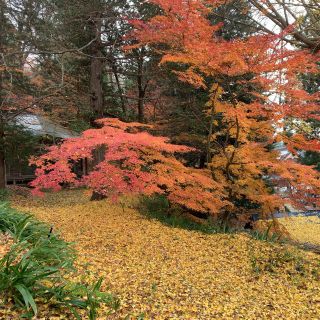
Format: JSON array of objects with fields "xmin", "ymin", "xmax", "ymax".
[
  {"xmin": 0, "ymin": 203, "xmax": 119, "ymax": 319},
  {"xmin": 250, "ymin": 223, "xmax": 282, "ymax": 242}
]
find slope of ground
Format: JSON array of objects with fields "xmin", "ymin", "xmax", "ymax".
[
  {"xmin": 12, "ymin": 190, "xmax": 320, "ymax": 319},
  {"xmin": 280, "ymin": 216, "xmax": 320, "ymax": 246}
]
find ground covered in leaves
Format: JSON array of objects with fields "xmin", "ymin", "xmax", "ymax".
[
  {"xmin": 11, "ymin": 190, "xmax": 320, "ymax": 319},
  {"xmin": 280, "ymin": 216, "xmax": 320, "ymax": 246}
]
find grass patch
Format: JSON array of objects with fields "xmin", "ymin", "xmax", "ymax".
[
  {"xmin": 0, "ymin": 202, "xmax": 119, "ymax": 319},
  {"xmin": 250, "ymin": 248, "xmax": 305, "ymax": 275},
  {"xmin": 249, "ymin": 223, "xmax": 283, "ymax": 242},
  {"xmin": 138, "ymin": 195, "xmax": 234, "ymax": 234},
  {"xmin": 247, "ymin": 241, "xmax": 320, "ymax": 283}
]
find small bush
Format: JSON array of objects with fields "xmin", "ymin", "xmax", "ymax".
[
  {"xmin": 138, "ymin": 195, "xmax": 234, "ymax": 234},
  {"xmin": 0, "ymin": 202, "xmax": 119, "ymax": 319},
  {"xmin": 0, "ymin": 189, "xmax": 9, "ymax": 201}
]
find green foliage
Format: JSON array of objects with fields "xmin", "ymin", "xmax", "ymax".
[
  {"xmin": 137, "ymin": 313, "xmax": 146, "ymax": 320},
  {"xmin": 52, "ymin": 278, "xmax": 120, "ymax": 320},
  {"xmin": 0, "ymin": 203, "xmax": 119, "ymax": 319},
  {"xmin": 1, "ymin": 124, "xmax": 41, "ymax": 178},
  {"xmin": 247, "ymin": 243, "xmax": 317, "ymax": 280},
  {"xmin": 250, "ymin": 223, "xmax": 283, "ymax": 243},
  {"xmin": 299, "ymin": 66, "xmax": 320, "ymax": 171},
  {"xmin": 209, "ymin": 0, "xmax": 257, "ymax": 40},
  {"xmin": 300, "ymin": 67, "xmax": 320, "ymax": 95},
  {"xmin": 300, "ymin": 150, "xmax": 320, "ymax": 171},
  {"xmin": 0, "ymin": 189, "xmax": 9, "ymax": 201},
  {"xmin": 68, "ymin": 118, "xmax": 91, "ymax": 133},
  {"xmin": 0, "ymin": 240, "xmax": 60, "ymax": 315},
  {"xmin": 138, "ymin": 195, "xmax": 234, "ymax": 234}
]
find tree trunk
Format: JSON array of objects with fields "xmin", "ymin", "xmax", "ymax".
[
  {"xmin": 137, "ymin": 53, "xmax": 146, "ymax": 122},
  {"xmin": 137, "ymin": 91, "xmax": 144, "ymax": 122},
  {"xmin": 89, "ymin": 14, "xmax": 104, "ymax": 118},
  {"xmin": 90, "ymin": 51, "xmax": 104, "ymax": 118},
  {"xmin": 0, "ymin": 150, "xmax": 6, "ymax": 189},
  {"xmin": 0, "ymin": 4, "xmax": 5, "ymax": 189},
  {"xmin": 206, "ymin": 85, "xmax": 219, "ymax": 165},
  {"xmin": 111, "ymin": 61, "xmax": 127, "ymax": 117}
]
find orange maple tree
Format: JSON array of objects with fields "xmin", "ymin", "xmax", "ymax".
[{"xmin": 130, "ymin": 0, "xmax": 320, "ymax": 218}]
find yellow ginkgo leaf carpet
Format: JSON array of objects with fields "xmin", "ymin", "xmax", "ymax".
[
  {"xmin": 280, "ymin": 216, "xmax": 320, "ymax": 247},
  {"xmin": 12, "ymin": 190, "xmax": 320, "ymax": 320}
]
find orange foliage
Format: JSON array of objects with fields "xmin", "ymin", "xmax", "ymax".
[{"xmin": 131, "ymin": 0, "xmax": 320, "ymax": 216}]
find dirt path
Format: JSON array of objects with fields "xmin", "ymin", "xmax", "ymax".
[{"xmin": 13, "ymin": 190, "xmax": 320, "ymax": 319}]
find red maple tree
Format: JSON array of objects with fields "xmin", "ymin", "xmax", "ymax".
[{"xmin": 30, "ymin": 118, "xmax": 228, "ymax": 215}]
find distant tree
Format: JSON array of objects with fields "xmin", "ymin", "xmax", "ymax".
[
  {"xmin": 248, "ymin": 0, "xmax": 320, "ymax": 52},
  {"xmin": 0, "ymin": 1, "xmax": 40, "ymax": 188},
  {"xmin": 209, "ymin": 0, "xmax": 257, "ymax": 40},
  {"xmin": 298, "ymin": 70, "xmax": 320, "ymax": 171}
]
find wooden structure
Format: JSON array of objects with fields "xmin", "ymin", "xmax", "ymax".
[{"xmin": 6, "ymin": 113, "xmax": 78, "ymax": 185}]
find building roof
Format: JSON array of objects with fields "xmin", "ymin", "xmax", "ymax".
[{"xmin": 15, "ymin": 113, "xmax": 77, "ymax": 139}]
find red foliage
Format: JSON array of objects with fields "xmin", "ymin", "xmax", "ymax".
[{"xmin": 30, "ymin": 119, "xmax": 228, "ymax": 215}]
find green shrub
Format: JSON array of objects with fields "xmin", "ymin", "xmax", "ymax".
[
  {"xmin": 0, "ymin": 189, "xmax": 9, "ymax": 201},
  {"xmin": 0, "ymin": 203, "xmax": 119, "ymax": 319},
  {"xmin": 138, "ymin": 195, "xmax": 234, "ymax": 234},
  {"xmin": 250, "ymin": 224, "xmax": 282, "ymax": 242}
]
